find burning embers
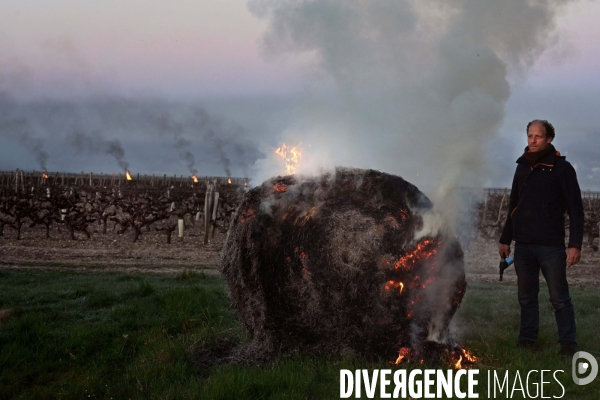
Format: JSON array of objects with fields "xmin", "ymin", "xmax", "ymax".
[
  {"xmin": 221, "ymin": 168, "xmax": 468, "ymax": 365},
  {"xmin": 275, "ymin": 143, "xmax": 301, "ymax": 175},
  {"xmin": 394, "ymin": 345, "xmax": 477, "ymax": 370}
]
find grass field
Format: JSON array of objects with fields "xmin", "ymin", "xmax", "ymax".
[{"xmin": 1, "ymin": 269, "xmax": 599, "ymax": 399}]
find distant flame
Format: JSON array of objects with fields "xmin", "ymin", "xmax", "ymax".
[
  {"xmin": 126, "ymin": 171, "xmax": 133, "ymax": 181},
  {"xmin": 228, "ymin": 178, "xmax": 232, "ymax": 184},
  {"xmin": 192, "ymin": 175, "xmax": 198, "ymax": 183},
  {"xmin": 42, "ymin": 171, "xmax": 49, "ymax": 179},
  {"xmin": 244, "ymin": 181, "xmax": 248, "ymax": 187},
  {"xmin": 275, "ymin": 143, "xmax": 302, "ymax": 175}
]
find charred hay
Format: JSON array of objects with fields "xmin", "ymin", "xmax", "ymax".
[{"xmin": 221, "ymin": 168, "xmax": 467, "ymax": 362}]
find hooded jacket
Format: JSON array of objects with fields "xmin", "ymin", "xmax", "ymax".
[{"xmin": 499, "ymin": 144, "xmax": 584, "ymax": 249}]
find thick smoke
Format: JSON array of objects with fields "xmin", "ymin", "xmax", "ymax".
[
  {"xmin": 249, "ymin": 0, "xmax": 579, "ymax": 234},
  {"xmin": 69, "ymin": 131, "xmax": 129, "ymax": 172}
]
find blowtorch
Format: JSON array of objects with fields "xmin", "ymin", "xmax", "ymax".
[{"xmin": 499, "ymin": 254, "xmax": 514, "ymax": 281}]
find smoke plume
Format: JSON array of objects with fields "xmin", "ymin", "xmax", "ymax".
[
  {"xmin": 153, "ymin": 111, "xmax": 198, "ymax": 176},
  {"xmin": 69, "ymin": 131, "xmax": 129, "ymax": 171},
  {"xmin": 249, "ymin": 0, "xmax": 579, "ymax": 232}
]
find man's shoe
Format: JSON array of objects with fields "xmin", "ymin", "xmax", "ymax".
[
  {"xmin": 517, "ymin": 339, "xmax": 537, "ymax": 349},
  {"xmin": 560, "ymin": 343, "xmax": 577, "ymax": 359}
]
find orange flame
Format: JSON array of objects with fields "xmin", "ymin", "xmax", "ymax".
[
  {"xmin": 126, "ymin": 171, "xmax": 133, "ymax": 181},
  {"xmin": 192, "ymin": 175, "xmax": 198, "ymax": 183},
  {"xmin": 384, "ymin": 280, "xmax": 404, "ymax": 294},
  {"xmin": 42, "ymin": 171, "xmax": 49, "ymax": 179},
  {"xmin": 274, "ymin": 183, "xmax": 287, "ymax": 193},
  {"xmin": 244, "ymin": 181, "xmax": 248, "ymax": 187},
  {"xmin": 275, "ymin": 143, "xmax": 302, "ymax": 175},
  {"xmin": 454, "ymin": 349, "xmax": 477, "ymax": 369},
  {"xmin": 461, "ymin": 349, "xmax": 477, "ymax": 363},
  {"xmin": 393, "ymin": 239, "xmax": 439, "ymax": 271},
  {"xmin": 454, "ymin": 356, "xmax": 463, "ymax": 369},
  {"xmin": 394, "ymin": 347, "xmax": 411, "ymax": 365},
  {"xmin": 228, "ymin": 178, "xmax": 232, "ymax": 184}
]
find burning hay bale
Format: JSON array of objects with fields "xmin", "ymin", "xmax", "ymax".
[{"xmin": 221, "ymin": 168, "xmax": 467, "ymax": 363}]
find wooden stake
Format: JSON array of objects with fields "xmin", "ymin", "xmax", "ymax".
[
  {"xmin": 482, "ymin": 190, "xmax": 488, "ymax": 223},
  {"xmin": 209, "ymin": 191, "xmax": 219, "ymax": 240},
  {"xmin": 496, "ymin": 188, "xmax": 507, "ymax": 224}
]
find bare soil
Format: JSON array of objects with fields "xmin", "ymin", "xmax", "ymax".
[
  {"xmin": 464, "ymin": 235, "xmax": 600, "ymax": 287},
  {"xmin": 0, "ymin": 219, "xmax": 224, "ymax": 275},
  {"xmin": 1, "ymin": 221, "xmax": 598, "ymax": 286}
]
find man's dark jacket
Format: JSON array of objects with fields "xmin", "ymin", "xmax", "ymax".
[{"xmin": 499, "ymin": 144, "xmax": 584, "ymax": 249}]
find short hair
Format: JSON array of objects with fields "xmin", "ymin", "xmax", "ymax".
[{"xmin": 526, "ymin": 119, "xmax": 555, "ymax": 140}]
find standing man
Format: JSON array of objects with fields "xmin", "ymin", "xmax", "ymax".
[{"xmin": 499, "ymin": 119, "xmax": 584, "ymax": 358}]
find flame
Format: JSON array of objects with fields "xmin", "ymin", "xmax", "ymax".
[
  {"xmin": 192, "ymin": 175, "xmax": 198, "ymax": 183},
  {"xmin": 274, "ymin": 183, "xmax": 287, "ymax": 193},
  {"xmin": 384, "ymin": 280, "xmax": 404, "ymax": 294},
  {"xmin": 228, "ymin": 178, "xmax": 232, "ymax": 184},
  {"xmin": 454, "ymin": 356, "xmax": 463, "ymax": 369},
  {"xmin": 394, "ymin": 347, "xmax": 411, "ymax": 365},
  {"xmin": 275, "ymin": 143, "xmax": 302, "ymax": 175},
  {"xmin": 393, "ymin": 239, "xmax": 439, "ymax": 271},
  {"xmin": 461, "ymin": 349, "xmax": 477, "ymax": 363},
  {"xmin": 126, "ymin": 171, "xmax": 133, "ymax": 181},
  {"xmin": 244, "ymin": 181, "xmax": 248, "ymax": 187},
  {"xmin": 454, "ymin": 349, "xmax": 477, "ymax": 369},
  {"xmin": 42, "ymin": 171, "xmax": 49, "ymax": 179}
]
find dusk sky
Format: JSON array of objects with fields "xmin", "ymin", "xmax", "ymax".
[{"xmin": 1, "ymin": 0, "xmax": 599, "ymax": 192}]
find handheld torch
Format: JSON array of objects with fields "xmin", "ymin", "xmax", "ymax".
[{"xmin": 499, "ymin": 254, "xmax": 514, "ymax": 281}]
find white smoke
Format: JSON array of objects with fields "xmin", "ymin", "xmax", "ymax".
[{"xmin": 249, "ymin": 0, "xmax": 579, "ymax": 231}]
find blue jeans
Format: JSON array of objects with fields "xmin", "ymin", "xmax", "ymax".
[{"xmin": 514, "ymin": 243, "xmax": 576, "ymax": 345}]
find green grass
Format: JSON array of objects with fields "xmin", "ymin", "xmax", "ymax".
[{"xmin": 1, "ymin": 271, "xmax": 599, "ymax": 399}]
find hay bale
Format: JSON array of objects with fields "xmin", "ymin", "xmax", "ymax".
[{"xmin": 221, "ymin": 168, "xmax": 466, "ymax": 360}]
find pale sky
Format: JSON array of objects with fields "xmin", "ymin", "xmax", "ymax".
[
  {"xmin": 1, "ymin": 0, "xmax": 599, "ymax": 189},
  {"xmin": 0, "ymin": 0, "xmax": 308, "ymax": 98}
]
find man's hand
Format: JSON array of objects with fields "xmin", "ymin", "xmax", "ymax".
[
  {"xmin": 499, "ymin": 244, "xmax": 510, "ymax": 258},
  {"xmin": 566, "ymin": 247, "xmax": 581, "ymax": 267}
]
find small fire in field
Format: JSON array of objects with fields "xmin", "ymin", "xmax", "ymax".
[
  {"xmin": 394, "ymin": 347, "xmax": 411, "ymax": 365},
  {"xmin": 126, "ymin": 171, "xmax": 133, "ymax": 181},
  {"xmin": 244, "ymin": 181, "xmax": 248, "ymax": 187},
  {"xmin": 42, "ymin": 171, "xmax": 49, "ymax": 179},
  {"xmin": 192, "ymin": 175, "xmax": 199, "ymax": 183},
  {"xmin": 228, "ymin": 178, "xmax": 232, "ymax": 184},
  {"xmin": 394, "ymin": 345, "xmax": 477, "ymax": 369},
  {"xmin": 456, "ymin": 349, "xmax": 477, "ymax": 369},
  {"xmin": 275, "ymin": 143, "xmax": 301, "ymax": 175}
]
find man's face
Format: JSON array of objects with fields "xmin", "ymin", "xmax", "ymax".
[{"xmin": 527, "ymin": 123, "xmax": 552, "ymax": 153}]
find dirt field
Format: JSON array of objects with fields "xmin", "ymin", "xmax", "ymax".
[
  {"xmin": 1, "ymin": 221, "xmax": 599, "ymax": 286},
  {"xmin": 464, "ymin": 235, "xmax": 600, "ymax": 287},
  {"xmin": 0, "ymin": 219, "xmax": 224, "ymax": 274}
]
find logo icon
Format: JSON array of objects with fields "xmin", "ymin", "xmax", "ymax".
[{"xmin": 572, "ymin": 351, "xmax": 598, "ymax": 385}]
